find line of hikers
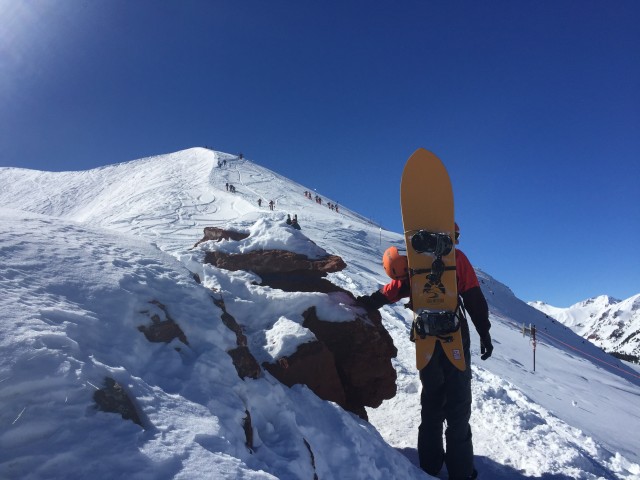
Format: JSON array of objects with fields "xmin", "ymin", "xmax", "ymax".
[
  {"xmin": 237, "ymin": 186, "xmax": 339, "ymax": 219},
  {"xmin": 303, "ymin": 191, "xmax": 339, "ymax": 213},
  {"xmin": 214, "ymin": 152, "xmax": 243, "ymax": 167},
  {"xmin": 256, "ymin": 199, "xmax": 276, "ymax": 210}
]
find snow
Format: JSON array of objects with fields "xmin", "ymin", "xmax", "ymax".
[
  {"xmin": 209, "ymin": 217, "xmax": 329, "ymax": 259},
  {"xmin": 530, "ymin": 294, "xmax": 640, "ymax": 361},
  {"xmin": 1, "ymin": 147, "xmax": 640, "ymax": 479},
  {"xmin": 265, "ymin": 317, "xmax": 316, "ymax": 360}
]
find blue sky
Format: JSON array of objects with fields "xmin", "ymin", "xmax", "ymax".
[{"xmin": 1, "ymin": 0, "xmax": 638, "ymax": 307}]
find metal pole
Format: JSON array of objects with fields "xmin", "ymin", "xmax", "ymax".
[{"xmin": 532, "ymin": 325, "xmax": 537, "ymax": 372}]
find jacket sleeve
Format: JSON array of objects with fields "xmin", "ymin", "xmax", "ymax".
[
  {"xmin": 460, "ymin": 286, "xmax": 491, "ymax": 337},
  {"xmin": 381, "ymin": 279, "xmax": 411, "ymax": 303},
  {"xmin": 456, "ymin": 249, "xmax": 491, "ymax": 337},
  {"xmin": 356, "ymin": 279, "xmax": 410, "ymax": 310}
]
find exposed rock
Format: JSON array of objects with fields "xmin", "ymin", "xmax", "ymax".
[
  {"xmin": 243, "ymin": 410, "xmax": 254, "ymax": 452},
  {"xmin": 303, "ymin": 438, "xmax": 319, "ymax": 480},
  {"xmin": 264, "ymin": 305, "xmax": 397, "ymax": 420},
  {"xmin": 302, "ymin": 306, "xmax": 397, "ymax": 419},
  {"xmin": 214, "ymin": 298, "xmax": 247, "ymax": 346},
  {"xmin": 194, "ymin": 227, "xmax": 249, "ymax": 248},
  {"xmin": 214, "ymin": 297, "xmax": 261, "ymax": 379},
  {"xmin": 204, "ymin": 249, "xmax": 346, "ymax": 293},
  {"xmin": 263, "ymin": 341, "xmax": 346, "ymax": 406},
  {"xmin": 228, "ymin": 346, "xmax": 262, "ymax": 380},
  {"xmin": 137, "ymin": 300, "xmax": 188, "ymax": 346},
  {"xmin": 200, "ymin": 227, "xmax": 397, "ymax": 419},
  {"xmin": 93, "ymin": 377, "xmax": 143, "ymax": 427}
]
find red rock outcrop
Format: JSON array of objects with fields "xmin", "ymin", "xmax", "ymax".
[
  {"xmin": 194, "ymin": 226, "xmax": 249, "ymax": 248},
  {"xmin": 204, "ymin": 249, "xmax": 346, "ymax": 293},
  {"xmin": 203, "ymin": 227, "xmax": 398, "ymax": 420}
]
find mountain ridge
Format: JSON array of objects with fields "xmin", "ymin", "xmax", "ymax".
[
  {"xmin": 1, "ymin": 147, "xmax": 639, "ymax": 479},
  {"xmin": 530, "ymin": 293, "xmax": 640, "ymax": 363}
]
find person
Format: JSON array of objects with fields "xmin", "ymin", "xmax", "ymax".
[{"xmin": 356, "ymin": 223, "xmax": 492, "ymax": 480}]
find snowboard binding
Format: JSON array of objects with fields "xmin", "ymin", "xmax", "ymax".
[
  {"xmin": 410, "ymin": 230, "xmax": 453, "ymax": 257},
  {"xmin": 409, "ymin": 231, "xmax": 455, "ymax": 285},
  {"xmin": 414, "ymin": 309, "xmax": 460, "ymax": 339}
]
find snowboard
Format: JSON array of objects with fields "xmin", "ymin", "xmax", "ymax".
[{"xmin": 400, "ymin": 148, "xmax": 466, "ymax": 372}]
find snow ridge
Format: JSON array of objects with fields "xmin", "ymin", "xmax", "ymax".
[
  {"xmin": 530, "ymin": 294, "xmax": 640, "ymax": 363},
  {"xmin": 1, "ymin": 148, "xmax": 639, "ymax": 479}
]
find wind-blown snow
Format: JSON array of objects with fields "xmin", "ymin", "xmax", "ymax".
[{"xmin": 1, "ymin": 148, "xmax": 639, "ymax": 479}]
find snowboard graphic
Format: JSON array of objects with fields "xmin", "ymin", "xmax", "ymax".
[{"xmin": 400, "ymin": 148, "xmax": 466, "ymax": 371}]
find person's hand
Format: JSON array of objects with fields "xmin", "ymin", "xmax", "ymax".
[
  {"xmin": 480, "ymin": 333, "xmax": 493, "ymax": 360},
  {"xmin": 355, "ymin": 291, "xmax": 388, "ymax": 311},
  {"xmin": 356, "ymin": 295, "xmax": 374, "ymax": 310}
]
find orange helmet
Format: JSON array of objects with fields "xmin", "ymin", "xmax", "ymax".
[{"xmin": 383, "ymin": 246, "xmax": 408, "ymax": 280}]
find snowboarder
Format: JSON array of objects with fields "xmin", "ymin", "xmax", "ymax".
[
  {"xmin": 291, "ymin": 215, "xmax": 301, "ymax": 230},
  {"xmin": 356, "ymin": 223, "xmax": 492, "ymax": 480},
  {"xmin": 258, "ymin": 198, "xmax": 262, "ymax": 207},
  {"xmin": 269, "ymin": 200, "xmax": 275, "ymax": 211},
  {"xmin": 286, "ymin": 214, "xmax": 292, "ymax": 225}
]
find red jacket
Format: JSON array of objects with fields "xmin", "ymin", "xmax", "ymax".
[
  {"xmin": 377, "ymin": 249, "xmax": 490, "ymax": 337},
  {"xmin": 381, "ymin": 249, "xmax": 477, "ymax": 301}
]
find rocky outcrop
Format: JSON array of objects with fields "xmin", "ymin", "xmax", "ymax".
[
  {"xmin": 214, "ymin": 297, "xmax": 262, "ymax": 380},
  {"xmin": 263, "ymin": 340, "xmax": 347, "ymax": 406},
  {"xmin": 203, "ymin": 227, "xmax": 397, "ymax": 420},
  {"xmin": 194, "ymin": 227, "xmax": 249, "ymax": 248},
  {"xmin": 204, "ymin": 249, "xmax": 346, "ymax": 293},
  {"xmin": 138, "ymin": 300, "xmax": 188, "ymax": 346},
  {"xmin": 263, "ymin": 306, "xmax": 398, "ymax": 420},
  {"xmin": 94, "ymin": 377, "xmax": 143, "ymax": 427},
  {"xmin": 302, "ymin": 306, "xmax": 397, "ymax": 418}
]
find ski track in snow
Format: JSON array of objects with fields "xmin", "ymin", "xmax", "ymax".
[{"xmin": 1, "ymin": 148, "xmax": 639, "ymax": 480}]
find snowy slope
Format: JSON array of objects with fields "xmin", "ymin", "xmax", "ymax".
[
  {"xmin": 531, "ymin": 296, "xmax": 640, "ymax": 363},
  {"xmin": 1, "ymin": 148, "xmax": 639, "ymax": 479}
]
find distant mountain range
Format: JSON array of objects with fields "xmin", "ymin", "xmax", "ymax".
[{"xmin": 530, "ymin": 294, "xmax": 640, "ymax": 363}]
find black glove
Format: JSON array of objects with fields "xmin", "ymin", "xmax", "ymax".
[
  {"xmin": 356, "ymin": 295, "xmax": 374, "ymax": 309},
  {"xmin": 356, "ymin": 290, "xmax": 388, "ymax": 311},
  {"xmin": 480, "ymin": 333, "xmax": 493, "ymax": 360}
]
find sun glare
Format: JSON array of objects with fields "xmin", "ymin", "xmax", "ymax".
[{"xmin": 0, "ymin": 0, "xmax": 75, "ymax": 104}]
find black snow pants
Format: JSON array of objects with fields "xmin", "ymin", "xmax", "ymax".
[{"xmin": 418, "ymin": 338, "xmax": 474, "ymax": 479}]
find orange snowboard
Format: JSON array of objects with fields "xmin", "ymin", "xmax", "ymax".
[{"xmin": 400, "ymin": 148, "xmax": 466, "ymax": 371}]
